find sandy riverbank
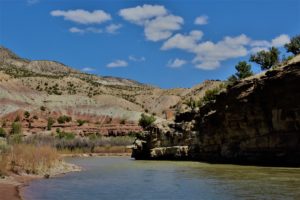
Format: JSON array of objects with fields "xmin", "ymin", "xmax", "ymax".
[
  {"xmin": 0, "ymin": 153, "xmax": 132, "ymax": 200},
  {"xmin": 0, "ymin": 161, "xmax": 81, "ymax": 200}
]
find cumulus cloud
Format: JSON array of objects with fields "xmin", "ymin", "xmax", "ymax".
[
  {"xmin": 50, "ymin": 9, "xmax": 111, "ymax": 24},
  {"xmin": 119, "ymin": 4, "xmax": 184, "ymax": 41},
  {"xmin": 271, "ymin": 34, "xmax": 290, "ymax": 47},
  {"xmin": 81, "ymin": 67, "xmax": 95, "ymax": 72},
  {"xmin": 250, "ymin": 34, "xmax": 290, "ymax": 52},
  {"xmin": 106, "ymin": 60, "xmax": 128, "ymax": 68},
  {"xmin": 144, "ymin": 15, "xmax": 183, "ymax": 41},
  {"xmin": 192, "ymin": 35, "xmax": 249, "ymax": 70},
  {"xmin": 105, "ymin": 24, "xmax": 122, "ymax": 34},
  {"xmin": 129, "ymin": 55, "xmax": 145, "ymax": 62},
  {"xmin": 161, "ymin": 30, "xmax": 203, "ymax": 51},
  {"xmin": 119, "ymin": 4, "xmax": 167, "ymax": 25},
  {"xmin": 69, "ymin": 27, "xmax": 102, "ymax": 34},
  {"xmin": 194, "ymin": 15, "xmax": 208, "ymax": 25},
  {"xmin": 162, "ymin": 32, "xmax": 290, "ymax": 70},
  {"xmin": 167, "ymin": 58, "xmax": 187, "ymax": 68}
]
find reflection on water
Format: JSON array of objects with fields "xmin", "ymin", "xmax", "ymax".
[{"xmin": 23, "ymin": 157, "xmax": 300, "ymax": 200}]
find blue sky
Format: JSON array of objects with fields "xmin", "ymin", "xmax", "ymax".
[{"xmin": 0, "ymin": 0, "xmax": 299, "ymax": 88}]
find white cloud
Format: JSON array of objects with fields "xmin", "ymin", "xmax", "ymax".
[
  {"xmin": 81, "ymin": 67, "xmax": 95, "ymax": 72},
  {"xmin": 162, "ymin": 31, "xmax": 291, "ymax": 70},
  {"xmin": 129, "ymin": 55, "xmax": 145, "ymax": 62},
  {"xmin": 50, "ymin": 9, "xmax": 111, "ymax": 24},
  {"xmin": 106, "ymin": 60, "xmax": 128, "ymax": 68},
  {"xmin": 167, "ymin": 58, "xmax": 187, "ymax": 68},
  {"xmin": 119, "ymin": 4, "xmax": 184, "ymax": 41},
  {"xmin": 271, "ymin": 34, "xmax": 290, "ymax": 47},
  {"xmin": 69, "ymin": 27, "xmax": 85, "ymax": 33},
  {"xmin": 144, "ymin": 15, "xmax": 183, "ymax": 41},
  {"xmin": 119, "ymin": 4, "xmax": 167, "ymax": 25},
  {"xmin": 105, "ymin": 24, "xmax": 122, "ymax": 34},
  {"xmin": 69, "ymin": 27, "xmax": 102, "ymax": 34},
  {"xmin": 249, "ymin": 34, "xmax": 290, "ymax": 52},
  {"xmin": 194, "ymin": 15, "xmax": 208, "ymax": 25},
  {"xmin": 161, "ymin": 30, "xmax": 203, "ymax": 51},
  {"xmin": 162, "ymin": 34, "xmax": 250, "ymax": 70},
  {"xmin": 192, "ymin": 35, "xmax": 249, "ymax": 70}
]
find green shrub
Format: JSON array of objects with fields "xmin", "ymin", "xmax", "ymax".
[
  {"xmin": 47, "ymin": 117, "xmax": 55, "ymax": 130},
  {"xmin": 57, "ymin": 115, "xmax": 72, "ymax": 124},
  {"xmin": 0, "ymin": 128, "xmax": 6, "ymax": 138},
  {"xmin": 77, "ymin": 119, "xmax": 86, "ymax": 126},
  {"xmin": 56, "ymin": 131, "xmax": 75, "ymax": 140},
  {"xmin": 203, "ymin": 88, "xmax": 221, "ymax": 103},
  {"xmin": 139, "ymin": 113, "xmax": 156, "ymax": 129},
  {"xmin": 11, "ymin": 122, "xmax": 22, "ymax": 135},
  {"xmin": 40, "ymin": 106, "xmax": 46, "ymax": 111},
  {"xmin": 120, "ymin": 118, "xmax": 126, "ymax": 125},
  {"xmin": 24, "ymin": 111, "xmax": 30, "ymax": 119}
]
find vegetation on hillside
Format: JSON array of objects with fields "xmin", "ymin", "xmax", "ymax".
[
  {"xmin": 284, "ymin": 35, "xmax": 300, "ymax": 55},
  {"xmin": 139, "ymin": 113, "xmax": 156, "ymax": 129}
]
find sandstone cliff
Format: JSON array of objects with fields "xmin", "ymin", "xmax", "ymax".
[{"xmin": 132, "ymin": 55, "xmax": 300, "ymax": 166}]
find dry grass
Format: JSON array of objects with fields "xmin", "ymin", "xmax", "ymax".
[
  {"xmin": 0, "ymin": 154, "xmax": 9, "ymax": 176},
  {"xmin": 10, "ymin": 144, "xmax": 59, "ymax": 174},
  {"xmin": 0, "ymin": 144, "xmax": 59, "ymax": 175}
]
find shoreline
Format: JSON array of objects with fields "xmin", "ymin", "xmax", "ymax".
[{"xmin": 0, "ymin": 153, "xmax": 131, "ymax": 200}]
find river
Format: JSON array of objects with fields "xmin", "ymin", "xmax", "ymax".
[{"xmin": 23, "ymin": 157, "xmax": 300, "ymax": 200}]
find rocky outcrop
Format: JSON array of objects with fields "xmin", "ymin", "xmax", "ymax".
[{"xmin": 132, "ymin": 57, "xmax": 300, "ymax": 166}]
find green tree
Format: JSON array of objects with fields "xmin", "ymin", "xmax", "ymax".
[
  {"xmin": 235, "ymin": 61, "xmax": 253, "ymax": 79},
  {"xmin": 250, "ymin": 47, "xmax": 280, "ymax": 70},
  {"xmin": 284, "ymin": 35, "xmax": 300, "ymax": 55},
  {"xmin": 47, "ymin": 117, "xmax": 55, "ymax": 130},
  {"xmin": 11, "ymin": 122, "xmax": 22, "ymax": 135},
  {"xmin": 138, "ymin": 114, "xmax": 156, "ymax": 129}
]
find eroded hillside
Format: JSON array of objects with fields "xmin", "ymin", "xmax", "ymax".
[{"xmin": 0, "ymin": 46, "xmax": 219, "ymax": 136}]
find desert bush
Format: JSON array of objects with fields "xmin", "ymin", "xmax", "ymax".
[
  {"xmin": 0, "ymin": 128, "xmax": 6, "ymax": 138},
  {"xmin": 139, "ymin": 113, "xmax": 156, "ymax": 129},
  {"xmin": 56, "ymin": 131, "xmax": 75, "ymax": 140},
  {"xmin": 47, "ymin": 117, "xmax": 55, "ymax": 130},
  {"xmin": 202, "ymin": 88, "xmax": 220, "ymax": 103},
  {"xmin": 40, "ymin": 106, "xmax": 46, "ymax": 111},
  {"xmin": 57, "ymin": 115, "xmax": 72, "ymax": 124},
  {"xmin": 77, "ymin": 119, "xmax": 86, "ymax": 126},
  {"xmin": 11, "ymin": 122, "xmax": 22, "ymax": 135},
  {"xmin": 24, "ymin": 111, "xmax": 30, "ymax": 119}
]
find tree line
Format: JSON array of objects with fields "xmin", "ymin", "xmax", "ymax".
[{"xmin": 228, "ymin": 34, "xmax": 300, "ymax": 83}]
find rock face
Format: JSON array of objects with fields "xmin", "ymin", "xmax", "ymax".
[{"xmin": 132, "ymin": 57, "xmax": 300, "ymax": 166}]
